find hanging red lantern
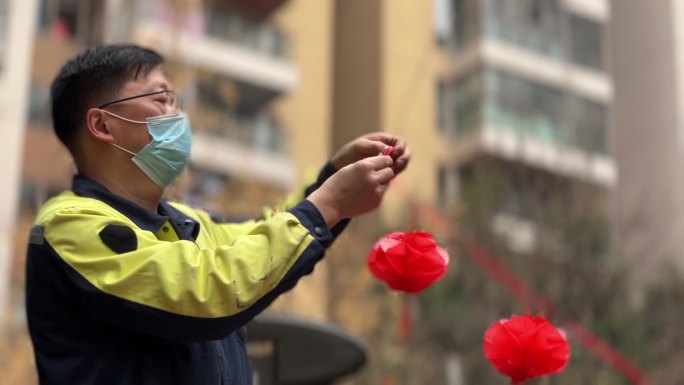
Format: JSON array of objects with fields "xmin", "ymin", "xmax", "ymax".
[
  {"xmin": 484, "ymin": 314, "xmax": 570, "ymax": 384},
  {"xmin": 367, "ymin": 231, "xmax": 449, "ymax": 294}
]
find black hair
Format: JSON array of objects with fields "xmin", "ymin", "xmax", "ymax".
[{"xmin": 50, "ymin": 44, "xmax": 164, "ymax": 154}]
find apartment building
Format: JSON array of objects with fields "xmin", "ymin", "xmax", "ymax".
[
  {"xmin": 438, "ymin": 0, "xmax": 613, "ymax": 253},
  {"xmin": 334, "ymin": 0, "xmax": 613, "ymax": 252}
]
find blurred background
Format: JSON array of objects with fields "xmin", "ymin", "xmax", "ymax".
[{"xmin": 0, "ymin": 0, "xmax": 682, "ymax": 384}]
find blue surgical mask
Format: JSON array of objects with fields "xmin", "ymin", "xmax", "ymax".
[{"xmin": 102, "ymin": 110, "xmax": 192, "ymax": 188}]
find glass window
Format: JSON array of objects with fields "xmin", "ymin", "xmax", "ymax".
[
  {"xmin": 453, "ymin": 73, "xmax": 482, "ymax": 135},
  {"xmin": 483, "ymin": 0, "xmax": 562, "ymax": 59},
  {"xmin": 568, "ymin": 96, "xmax": 608, "ymax": 154},
  {"xmin": 450, "ymin": 0, "xmax": 481, "ymax": 51},
  {"xmin": 437, "ymin": 81, "xmax": 448, "ymax": 132},
  {"xmin": 204, "ymin": 6, "xmax": 288, "ymax": 59},
  {"xmin": 194, "ymin": 73, "xmax": 241, "ymax": 141},
  {"xmin": 37, "ymin": 0, "xmax": 104, "ymax": 44},
  {"xmin": 570, "ymin": 15, "xmax": 604, "ymax": 71},
  {"xmin": 194, "ymin": 71, "xmax": 285, "ymax": 154},
  {"xmin": 482, "ymin": 68, "xmax": 608, "ymax": 153},
  {"xmin": 434, "ymin": 0, "xmax": 453, "ymax": 44},
  {"xmin": 247, "ymin": 113, "xmax": 284, "ymax": 154},
  {"xmin": 438, "ymin": 77, "xmax": 481, "ymax": 137}
]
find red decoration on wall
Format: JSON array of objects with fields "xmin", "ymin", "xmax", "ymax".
[
  {"xmin": 484, "ymin": 314, "xmax": 571, "ymax": 384},
  {"xmin": 367, "ymin": 231, "xmax": 449, "ymax": 294}
]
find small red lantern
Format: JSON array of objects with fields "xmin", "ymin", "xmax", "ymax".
[
  {"xmin": 367, "ymin": 231, "xmax": 449, "ymax": 294},
  {"xmin": 484, "ymin": 314, "xmax": 570, "ymax": 384}
]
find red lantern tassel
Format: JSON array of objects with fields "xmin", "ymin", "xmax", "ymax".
[{"xmin": 398, "ymin": 294, "xmax": 413, "ymax": 342}]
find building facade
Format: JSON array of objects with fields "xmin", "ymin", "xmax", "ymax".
[{"xmin": 333, "ymin": 0, "xmax": 613, "ymax": 256}]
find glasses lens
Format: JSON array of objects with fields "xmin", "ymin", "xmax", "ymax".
[{"xmin": 166, "ymin": 91, "xmax": 176, "ymax": 109}]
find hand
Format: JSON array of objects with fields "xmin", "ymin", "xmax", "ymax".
[
  {"xmin": 330, "ymin": 132, "xmax": 411, "ymax": 176},
  {"xmin": 307, "ymin": 155, "xmax": 395, "ymax": 227}
]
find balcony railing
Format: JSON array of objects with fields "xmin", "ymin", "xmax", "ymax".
[
  {"xmin": 441, "ymin": 68, "xmax": 609, "ymax": 155},
  {"xmin": 440, "ymin": 0, "xmax": 606, "ymax": 73}
]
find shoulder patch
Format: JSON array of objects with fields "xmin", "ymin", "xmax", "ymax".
[
  {"xmin": 29, "ymin": 225, "xmax": 45, "ymax": 245},
  {"xmin": 99, "ymin": 224, "xmax": 138, "ymax": 254}
]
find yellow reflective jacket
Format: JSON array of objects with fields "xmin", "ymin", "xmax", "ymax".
[{"xmin": 25, "ymin": 163, "xmax": 348, "ymax": 385}]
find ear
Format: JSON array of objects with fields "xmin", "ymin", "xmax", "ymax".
[{"xmin": 85, "ymin": 108, "xmax": 115, "ymax": 142}]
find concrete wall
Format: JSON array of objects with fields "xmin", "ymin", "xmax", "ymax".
[{"xmin": 611, "ymin": 0, "xmax": 684, "ymax": 284}]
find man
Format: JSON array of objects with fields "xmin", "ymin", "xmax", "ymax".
[{"xmin": 25, "ymin": 44, "xmax": 410, "ymax": 385}]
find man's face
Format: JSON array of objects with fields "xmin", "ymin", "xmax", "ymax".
[{"xmin": 99, "ymin": 67, "xmax": 176, "ymax": 152}]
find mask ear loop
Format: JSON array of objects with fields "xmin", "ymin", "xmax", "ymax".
[
  {"xmin": 110, "ymin": 142, "xmax": 137, "ymax": 157},
  {"xmin": 99, "ymin": 110, "xmax": 145, "ymax": 156},
  {"xmin": 99, "ymin": 109, "xmax": 148, "ymax": 124}
]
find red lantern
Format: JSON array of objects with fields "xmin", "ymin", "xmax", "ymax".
[
  {"xmin": 484, "ymin": 314, "xmax": 570, "ymax": 384},
  {"xmin": 367, "ymin": 231, "xmax": 449, "ymax": 294}
]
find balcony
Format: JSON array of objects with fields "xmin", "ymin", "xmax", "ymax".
[
  {"xmin": 437, "ymin": 68, "xmax": 615, "ymax": 188},
  {"xmin": 133, "ymin": 12, "xmax": 297, "ymax": 107},
  {"xmin": 441, "ymin": 0, "xmax": 609, "ymax": 82},
  {"xmin": 190, "ymin": 133, "xmax": 295, "ymax": 189},
  {"xmin": 449, "ymin": 124, "xmax": 616, "ymax": 188},
  {"xmin": 213, "ymin": 0, "xmax": 289, "ymax": 20},
  {"xmin": 444, "ymin": 38, "xmax": 612, "ymax": 104},
  {"xmin": 561, "ymin": 0, "xmax": 609, "ymax": 22}
]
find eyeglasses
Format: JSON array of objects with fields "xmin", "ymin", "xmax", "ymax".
[{"xmin": 98, "ymin": 90, "xmax": 176, "ymax": 110}]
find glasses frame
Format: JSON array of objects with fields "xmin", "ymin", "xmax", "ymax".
[{"xmin": 97, "ymin": 90, "xmax": 176, "ymax": 110}]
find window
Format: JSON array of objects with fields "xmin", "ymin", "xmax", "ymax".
[
  {"xmin": 194, "ymin": 71, "xmax": 285, "ymax": 154},
  {"xmin": 570, "ymin": 15, "xmax": 604, "ymax": 71},
  {"xmin": 437, "ymin": 166, "xmax": 447, "ymax": 208},
  {"xmin": 437, "ymin": 73, "xmax": 483, "ymax": 137},
  {"xmin": 250, "ymin": 113, "xmax": 283, "ymax": 154},
  {"xmin": 204, "ymin": 6, "xmax": 288, "ymax": 58},
  {"xmin": 482, "ymin": 68, "xmax": 608, "ymax": 153},
  {"xmin": 437, "ymin": 82, "xmax": 447, "ymax": 132},
  {"xmin": 448, "ymin": 0, "xmax": 480, "ymax": 51},
  {"xmin": 484, "ymin": 69, "xmax": 564, "ymax": 143},
  {"xmin": 437, "ymin": 165, "xmax": 460, "ymax": 209},
  {"xmin": 453, "ymin": 73, "xmax": 482, "ymax": 135},
  {"xmin": 434, "ymin": 0, "xmax": 453, "ymax": 44},
  {"xmin": 483, "ymin": 0, "xmax": 562, "ymax": 59},
  {"xmin": 568, "ymin": 96, "xmax": 608, "ymax": 154},
  {"xmin": 37, "ymin": 0, "xmax": 105, "ymax": 44}
]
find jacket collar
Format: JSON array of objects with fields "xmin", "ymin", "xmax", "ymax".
[{"xmin": 72, "ymin": 174, "xmax": 199, "ymax": 240}]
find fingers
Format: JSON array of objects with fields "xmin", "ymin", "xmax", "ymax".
[
  {"xmin": 357, "ymin": 138, "xmax": 391, "ymax": 157},
  {"xmin": 365, "ymin": 154, "xmax": 394, "ymax": 171},
  {"xmin": 394, "ymin": 147, "xmax": 411, "ymax": 172},
  {"xmin": 374, "ymin": 166, "xmax": 395, "ymax": 185},
  {"xmin": 347, "ymin": 133, "xmax": 409, "ymax": 176},
  {"xmin": 357, "ymin": 133, "xmax": 409, "ymax": 157}
]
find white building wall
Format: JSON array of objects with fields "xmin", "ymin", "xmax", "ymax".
[{"xmin": 0, "ymin": 0, "xmax": 38, "ymax": 319}]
